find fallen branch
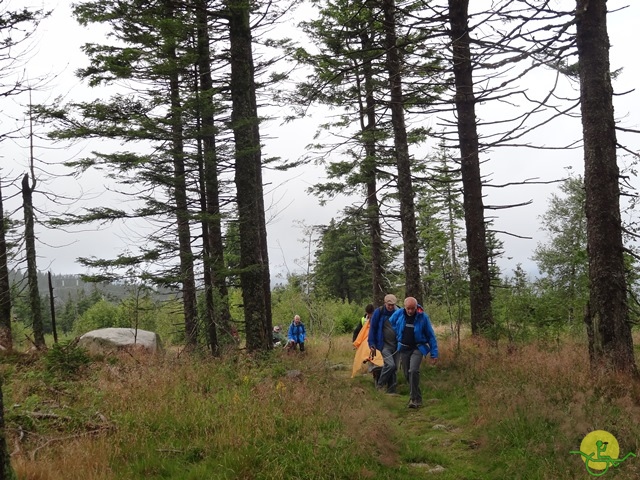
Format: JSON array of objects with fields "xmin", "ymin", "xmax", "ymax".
[
  {"xmin": 24, "ymin": 411, "xmax": 72, "ymax": 421},
  {"xmin": 11, "ymin": 425, "xmax": 25, "ymax": 457}
]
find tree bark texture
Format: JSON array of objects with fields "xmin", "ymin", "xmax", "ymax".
[
  {"xmin": 195, "ymin": 0, "xmax": 234, "ymax": 355},
  {"xmin": 47, "ymin": 272, "xmax": 58, "ymax": 344},
  {"xmin": 228, "ymin": 0, "xmax": 272, "ymax": 351},
  {"xmin": 0, "ymin": 179, "xmax": 11, "ymax": 351},
  {"xmin": 382, "ymin": 0, "xmax": 422, "ymax": 302},
  {"xmin": 21, "ymin": 174, "xmax": 45, "ymax": 349},
  {"xmin": 448, "ymin": 0, "xmax": 493, "ymax": 334},
  {"xmin": 359, "ymin": 30, "xmax": 388, "ymax": 307},
  {"xmin": 165, "ymin": 0, "xmax": 199, "ymax": 348},
  {"xmin": 575, "ymin": 0, "xmax": 636, "ymax": 374}
]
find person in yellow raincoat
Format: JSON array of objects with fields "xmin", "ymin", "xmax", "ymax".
[
  {"xmin": 352, "ymin": 304, "xmax": 374, "ymax": 341},
  {"xmin": 351, "ymin": 306, "xmax": 383, "ymax": 379}
]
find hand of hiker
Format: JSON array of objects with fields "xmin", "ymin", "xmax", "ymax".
[
  {"xmin": 429, "ymin": 357, "xmax": 438, "ymax": 366},
  {"xmin": 369, "ymin": 347, "xmax": 376, "ymax": 358}
]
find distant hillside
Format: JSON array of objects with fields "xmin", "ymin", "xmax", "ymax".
[{"xmin": 10, "ymin": 270, "xmax": 177, "ymax": 304}]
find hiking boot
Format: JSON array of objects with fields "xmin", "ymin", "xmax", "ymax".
[{"xmin": 408, "ymin": 400, "xmax": 419, "ymax": 409}]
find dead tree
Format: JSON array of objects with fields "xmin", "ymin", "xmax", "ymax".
[
  {"xmin": 0, "ymin": 178, "xmax": 11, "ymax": 351},
  {"xmin": 22, "ymin": 173, "xmax": 45, "ymax": 349}
]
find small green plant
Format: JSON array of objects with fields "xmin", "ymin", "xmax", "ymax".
[
  {"xmin": 334, "ymin": 310, "xmax": 358, "ymax": 334},
  {"xmin": 43, "ymin": 341, "xmax": 91, "ymax": 376}
]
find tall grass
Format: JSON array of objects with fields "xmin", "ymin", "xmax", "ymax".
[
  {"xmin": 4, "ymin": 337, "xmax": 408, "ymax": 479},
  {"xmin": 3, "ymin": 331, "xmax": 640, "ymax": 479},
  {"xmin": 443, "ymin": 334, "xmax": 640, "ymax": 479}
]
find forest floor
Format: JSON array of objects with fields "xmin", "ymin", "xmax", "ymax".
[{"xmin": 3, "ymin": 329, "xmax": 640, "ymax": 479}]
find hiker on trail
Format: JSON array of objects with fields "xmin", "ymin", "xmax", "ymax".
[
  {"xmin": 390, "ymin": 296, "xmax": 438, "ymax": 409},
  {"xmin": 368, "ymin": 294, "xmax": 400, "ymax": 393},
  {"xmin": 286, "ymin": 315, "xmax": 306, "ymax": 352},
  {"xmin": 353, "ymin": 304, "xmax": 375, "ymax": 342},
  {"xmin": 352, "ymin": 307, "xmax": 383, "ymax": 380},
  {"xmin": 272, "ymin": 325, "xmax": 286, "ymax": 347}
]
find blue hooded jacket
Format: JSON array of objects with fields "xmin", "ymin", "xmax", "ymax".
[
  {"xmin": 390, "ymin": 306, "xmax": 438, "ymax": 358},
  {"xmin": 287, "ymin": 321, "xmax": 306, "ymax": 343},
  {"xmin": 368, "ymin": 305, "xmax": 398, "ymax": 351}
]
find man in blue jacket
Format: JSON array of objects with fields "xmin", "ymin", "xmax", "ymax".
[
  {"xmin": 368, "ymin": 294, "xmax": 399, "ymax": 393},
  {"xmin": 390, "ymin": 296, "xmax": 438, "ymax": 408}
]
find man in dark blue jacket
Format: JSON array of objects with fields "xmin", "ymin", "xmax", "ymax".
[
  {"xmin": 368, "ymin": 294, "xmax": 399, "ymax": 393},
  {"xmin": 391, "ymin": 296, "xmax": 438, "ymax": 408}
]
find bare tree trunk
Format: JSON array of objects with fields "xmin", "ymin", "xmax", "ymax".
[
  {"xmin": 165, "ymin": 0, "xmax": 198, "ymax": 348},
  {"xmin": 448, "ymin": 0, "xmax": 493, "ymax": 334},
  {"xmin": 359, "ymin": 30, "xmax": 387, "ymax": 307},
  {"xmin": 228, "ymin": 0, "xmax": 272, "ymax": 351},
  {"xmin": 197, "ymin": 146, "xmax": 219, "ymax": 355},
  {"xmin": 21, "ymin": 174, "xmax": 45, "ymax": 349},
  {"xmin": 365, "ymin": 172, "xmax": 386, "ymax": 307},
  {"xmin": 47, "ymin": 272, "xmax": 58, "ymax": 344},
  {"xmin": 195, "ymin": 0, "xmax": 234, "ymax": 355},
  {"xmin": 382, "ymin": 0, "xmax": 422, "ymax": 302},
  {"xmin": 0, "ymin": 179, "xmax": 11, "ymax": 351},
  {"xmin": 576, "ymin": 0, "xmax": 636, "ymax": 374},
  {"xmin": 169, "ymin": 77, "xmax": 198, "ymax": 349}
]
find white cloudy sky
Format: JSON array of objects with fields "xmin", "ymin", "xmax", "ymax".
[{"xmin": 2, "ymin": 0, "xmax": 640, "ymax": 283}]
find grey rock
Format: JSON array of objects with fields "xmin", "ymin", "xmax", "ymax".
[
  {"xmin": 78, "ymin": 328, "xmax": 162, "ymax": 354},
  {"xmin": 329, "ymin": 363, "xmax": 347, "ymax": 371},
  {"xmin": 409, "ymin": 463, "xmax": 445, "ymax": 474}
]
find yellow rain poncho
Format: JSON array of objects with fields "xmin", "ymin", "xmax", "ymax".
[{"xmin": 351, "ymin": 319, "xmax": 383, "ymax": 378}]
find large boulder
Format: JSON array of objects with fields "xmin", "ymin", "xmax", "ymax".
[{"xmin": 78, "ymin": 328, "xmax": 162, "ymax": 354}]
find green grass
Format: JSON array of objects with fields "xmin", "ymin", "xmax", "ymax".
[{"xmin": 3, "ymin": 333, "xmax": 640, "ymax": 479}]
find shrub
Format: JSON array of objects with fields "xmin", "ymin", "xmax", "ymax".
[
  {"xmin": 73, "ymin": 299, "xmax": 124, "ymax": 336},
  {"xmin": 334, "ymin": 309, "xmax": 360, "ymax": 334},
  {"xmin": 44, "ymin": 341, "xmax": 91, "ymax": 376}
]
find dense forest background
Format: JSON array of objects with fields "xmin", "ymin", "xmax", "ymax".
[{"xmin": 0, "ymin": 0, "xmax": 637, "ymax": 370}]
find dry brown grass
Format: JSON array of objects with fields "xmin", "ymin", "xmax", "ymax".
[
  {"xmin": 6, "ymin": 337, "xmax": 409, "ymax": 479},
  {"xmin": 13, "ymin": 438, "xmax": 114, "ymax": 480},
  {"xmin": 436, "ymin": 335, "xmax": 640, "ymax": 478},
  {"xmin": 7, "ymin": 332, "xmax": 640, "ymax": 479}
]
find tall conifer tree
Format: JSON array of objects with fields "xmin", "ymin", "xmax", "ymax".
[
  {"xmin": 575, "ymin": 0, "xmax": 636, "ymax": 373},
  {"xmin": 448, "ymin": 0, "xmax": 493, "ymax": 334}
]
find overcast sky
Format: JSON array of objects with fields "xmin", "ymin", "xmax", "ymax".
[{"xmin": 2, "ymin": 0, "xmax": 640, "ymax": 284}]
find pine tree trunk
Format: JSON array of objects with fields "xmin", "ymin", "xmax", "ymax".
[
  {"xmin": 47, "ymin": 272, "xmax": 58, "ymax": 344},
  {"xmin": 164, "ymin": 0, "xmax": 198, "ymax": 348},
  {"xmin": 359, "ymin": 30, "xmax": 387, "ymax": 307},
  {"xmin": 576, "ymin": 0, "xmax": 637, "ymax": 374},
  {"xmin": 0, "ymin": 179, "xmax": 11, "ymax": 351},
  {"xmin": 21, "ymin": 174, "xmax": 45, "ymax": 349},
  {"xmin": 195, "ymin": 0, "xmax": 234, "ymax": 354},
  {"xmin": 448, "ymin": 0, "xmax": 493, "ymax": 334},
  {"xmin": 382, "ymin": 0, "xmax": 422, "ymax": 302},
  {"xmin": 228, "ymin": 0, "xmax": 272, "ymax": 351}
]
